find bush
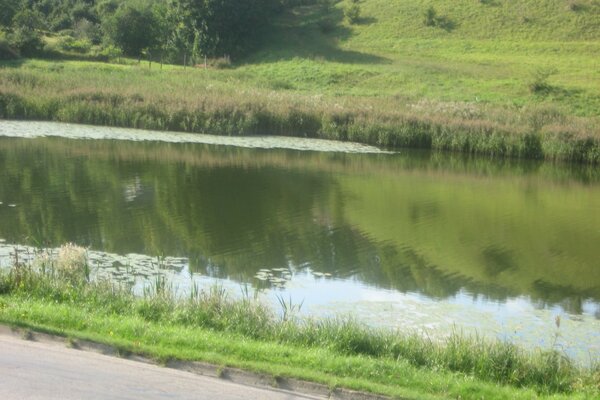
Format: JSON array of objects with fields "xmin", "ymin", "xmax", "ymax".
[
  {"xmin": 529, "ymin": 67, "xmax": 558, "ymax": 94},
  {"xmin": 424, "ymin": 5, "xmax": 437, "ymax": 26},
  {"xmin": 345, "ymin": 4, "xmax": 361, "ymax": 24},
  {"xmin": 7, "ymin": 29, "xmax": 44, "ymax": 57},
  {"xmin": 57, "ymin": 36, "xmax": 92, "ymax": 53}
]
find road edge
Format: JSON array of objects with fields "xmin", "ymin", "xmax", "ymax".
[{"xmin": 0, "ymin": 324, "xmax": 393, "ymax": 400}]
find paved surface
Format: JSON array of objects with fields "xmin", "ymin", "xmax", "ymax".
[{"xmin": 0, "ymin": 335, "xmax": 322, "ymax": 400}]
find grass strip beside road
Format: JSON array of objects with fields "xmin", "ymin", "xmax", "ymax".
[
  {"xmin": 0, "ymin": 265, "xmax": 598, "ymax": 400},
  {"xmin": 0, "ymin": 298, "xmax": 567, "ymax": 400}
]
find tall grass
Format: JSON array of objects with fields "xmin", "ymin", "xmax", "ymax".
[
  {"xmin": 0, "ymin": 254, "xmax": 598, "ymax": 395},
  {"xmin": 0, "ymin": 66, "xmax": 598, "ymax": 163}
]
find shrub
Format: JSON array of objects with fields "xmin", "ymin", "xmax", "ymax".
[
  {"xmin": 57, "ymin": 36, "xmax": 92, "ymax": 53},
  {"xmin": 424, "ymin": 5, "xmax": 437, "ymax": 26},
  {"xmin": 345, "ymin": 4, "xmax": 361, "ymax": 24},
  {"xmin": 529, "ymin": 67, "xmax": 558, "ymax": 94},
  {"xmin": 7, "ymin": 29, "xmax": 44, "ymax": 57}
]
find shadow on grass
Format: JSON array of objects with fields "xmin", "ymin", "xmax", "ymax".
[
  {"xmin": 435, "ymin": 16, "xmax": 457, "ymax": 32},
  {"xmin": 0, "ymin": 50, "xmax": 109, "ymax": 69},
  {"xmin": 0, "ymin": 59, "xmax": 27, "ymax": 68},
  {"xmin": 245, "ymin": 4, "xmax": 389, "ymax": 65},
  {"xmin": 353, "ymin": 16, "xmax": 377, "ymax": 26},
  {"xmin": 479, "ymin": 0, "xmax": 501, "ymax": 6},
  {"xmin": 531, "ymin": 84, "xmax": 583, "ymax": 100}
]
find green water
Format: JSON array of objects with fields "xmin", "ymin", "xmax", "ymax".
[{"xmin": 0, "ymin": 121, "xmax": 599, "ymax": 362}]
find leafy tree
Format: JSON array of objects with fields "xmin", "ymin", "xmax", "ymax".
[
  {"xmin": 12, "ymin": 8, "xmax": 46, "ymax": 31},
  {"xmin": 8, "ymin": 9, "xmax": 45, "ymax": 56},
  {"xmin": 103, "ymin": 3, "xmax": 158, "ymax": 57},
  {"xmin": 177, "ymin": 0, "xmax": 281, "ymax": 59},
  {"xmin": 0, "ymin": 0, "xmax": 19, "ymax": 28}
]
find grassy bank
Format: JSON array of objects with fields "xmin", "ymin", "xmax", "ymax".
[
  {"xmin": 0, "ymin": 248, "xmax": 598, "ymax": 399},
  {"xmin": 0, "ymin": 59, "xmax": 599, "ymax": 163}
]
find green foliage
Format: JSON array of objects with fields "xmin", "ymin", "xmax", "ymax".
[
  {"xmin": 529, "ymin": 67, "xmax": 558, "ymax": 94},
  {"xmin": 345, "ymin": 3, "xmax": 361, "ymax": 24},
  {"xmin": 0, "ymin": 0, "xmax": 19, "ymax": 27},
  {"xmin": 424, "ymin": 5, "xmax": 437, "ymax": 26},
  {"xmin": 73, "ymin": 18, "xmax": 103, "ymax": 45},
  {"xmin": 178, "ymin": 0, "xmax": 282, "ymax": 58},
  {"xmin": 3, "ymin": 0, "xmax": 293, "ymax": 60},
  {"xmin": 57, "ymin": 36, "xmax": 92, "ymax": 54},
  {"xmin": 103, "ymin": 4, "xmax": 158, "ymax": 57},
  {"xmin": 12, "ymin": 9, "xmax": 46, "ymax": 31},
  {"xmin": 7, "ymin": 29, "xmax": 44, "ymax": 57}
]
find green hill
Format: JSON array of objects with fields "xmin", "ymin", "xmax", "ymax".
[
  {"xmin": 1, "ymin": 0, "xmax": 599, "ymax": 162},
  {"xmin": 243, "ymin": 0, "xmax": 600, "ymax": 116}
]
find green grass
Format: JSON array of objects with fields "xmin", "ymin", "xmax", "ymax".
[
  {"xmin": 0, "ymin": 0, "xmax": 599, "ymax": 162},
  {"xmin": 0, "ymin": 264, "xmax": 598, "ymax": 399}
]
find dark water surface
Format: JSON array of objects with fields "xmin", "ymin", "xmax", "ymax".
[{"xmin": 0, "ymin": 121, "xmax": 599, "ymax": 363}]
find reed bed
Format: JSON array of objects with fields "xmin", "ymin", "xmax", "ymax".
[{"xmin": 0, "ymin": 62, "xmax": 598, "ymax": 164}]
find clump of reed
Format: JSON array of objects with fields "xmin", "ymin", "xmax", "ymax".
[
  {"xmin": 0, "ymin": 66, "xmax": 598, "ymax": 163},
  {"xmin": 1, "ymin": 259, "xmax": 598, "ymax": 395}
]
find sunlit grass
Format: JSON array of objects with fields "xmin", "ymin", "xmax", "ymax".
[
  {"xmin": 0, "ymin": 258, "xmax": 598, "ymax": 399},
  {"xmin": 0, "ymin": 59, "xmax": 598, "ymax": 163},
  {"xmin": 1, "ymin": 0, "xmax": 599, "ymax": 162}
]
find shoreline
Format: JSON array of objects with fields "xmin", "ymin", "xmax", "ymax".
[
  {"xmin": 0, "ymin": 263, "xmax": 598, "ymax": 400},
  {"xmin": 1, "ymin": 60, "xmax": 598, "ymax": 164}
]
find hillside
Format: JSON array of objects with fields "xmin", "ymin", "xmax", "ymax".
[
  {"xmin": 0, "ymin": 0, "xmax": 599, "ymax": 162},
  {"xmin": 242, "ymin": 0, "xmax": 600, "ymax": 116}
]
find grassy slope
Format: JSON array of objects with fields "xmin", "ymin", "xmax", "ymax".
[
  {"xmin": 1, "ymin": 1, "xmax": 599, "ymax": 161},
  {"xmin": 244, "ymin": 0, "xmax": 600, "ymax": 116}
]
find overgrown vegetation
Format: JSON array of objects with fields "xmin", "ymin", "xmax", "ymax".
[
  {"xmin": 0, "ymin": 1, "xmax": 599, "ymax": 162},
  {"xmin": 0, "ymin": 250, "xmax": 598, "ymax": 399},
  {"xmin": 0, "ymin": 60, "xmax": 598, "ymax": 163},
  {"xmin": 0, "ymin": 0, "xmax": 318, "ymax": 61}
]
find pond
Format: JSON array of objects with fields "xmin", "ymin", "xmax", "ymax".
[{"xmin": 0, "ymin": 120, "xmax": 599, "ymax": 364}]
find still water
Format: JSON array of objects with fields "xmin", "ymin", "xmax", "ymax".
[{"xmin": 0, "ymin": 120, "xmax": 599, "ymax": 363}]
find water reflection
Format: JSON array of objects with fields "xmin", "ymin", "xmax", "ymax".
[{"xmin": 1, "ymin": 124, "xmax": 600, "ymax": 361}]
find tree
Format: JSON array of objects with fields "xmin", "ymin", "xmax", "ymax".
[
  {"xmin": 0, "ymin": 0, "xmax": 19, "ymax": 28},
  {"xmin": 177, "ymin": 0, "xmax": 280, "ymax": 59},
  {"xmin": 8, "ymin": 9, "xmax": 45, "ymax": 56},
  {"xmin": 103, "ymin": 4, "xmax": 158, "ymax": 57}
]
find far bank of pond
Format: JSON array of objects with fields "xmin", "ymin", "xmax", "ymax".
[{"xmin": 0, "ymin": 60, "xmax": 599, "ymax": 163}]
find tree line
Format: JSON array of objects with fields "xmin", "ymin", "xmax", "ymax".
[{"xmin": 0, "ymin": 0, "xmax": 317, "ymax": 62}]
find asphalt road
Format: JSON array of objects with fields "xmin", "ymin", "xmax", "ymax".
[{"xmin": 0, "ymin": 335, "xmax": 323, "ymax": 400}]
